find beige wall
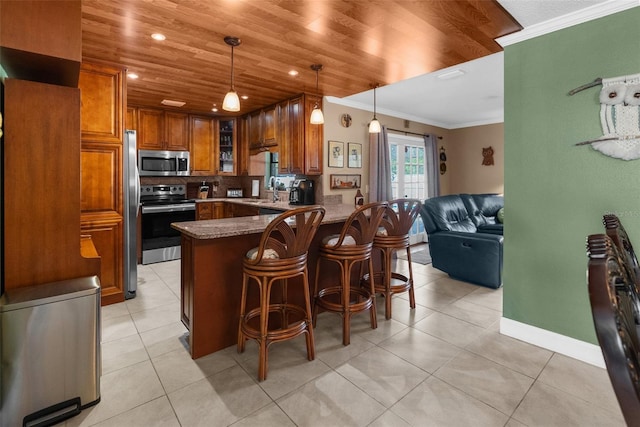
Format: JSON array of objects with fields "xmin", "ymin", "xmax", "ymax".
[
  {"xmin": 446, "ymin": 123, "xmax": 504, "ymax": 195},
  {"xmin": 322, "ymin": 98, "xmax": 451, "ymax": 202}
]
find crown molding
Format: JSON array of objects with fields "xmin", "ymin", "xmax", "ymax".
[
  {"xmin": 497, "ymin": 0, "xmax": 639, "ymax": 47},
  {"xmin": 325, "ymin": 96, "xmax": 502, "ymax": 130}
]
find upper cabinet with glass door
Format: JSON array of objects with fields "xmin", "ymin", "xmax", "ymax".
[{"xmin": 218, "ymin": 119, "xmax": 236, "ymax": 175}]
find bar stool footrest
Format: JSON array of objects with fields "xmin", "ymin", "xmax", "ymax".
[
  {"xmin": 316, "ymin": 286, "xmax": 374, "ymax": 314},
  {"xmin": 241, "ymin": 304, "xmax": 311, "ymax": 342}
]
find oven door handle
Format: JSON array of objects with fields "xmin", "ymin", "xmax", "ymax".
[{"xmin": 141, "ymin": 203, "xmax": 196, "ymax": 214}]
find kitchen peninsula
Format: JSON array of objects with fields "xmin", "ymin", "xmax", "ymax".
[{"xmin": 172, "ymin": 202, "xmax": 357, "ymax": 359}]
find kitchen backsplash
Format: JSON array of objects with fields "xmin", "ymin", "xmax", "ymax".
[{"xmin": 139, "ymin": 175, "xmax": 324, "ymax": 203}]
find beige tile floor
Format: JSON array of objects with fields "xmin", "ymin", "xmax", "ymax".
[{"xmin": 65, "ymin": 254, "xmax": 625, "ymax": 427}]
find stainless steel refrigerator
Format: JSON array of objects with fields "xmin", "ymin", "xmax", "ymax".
[{"xmin": 124, "ymin": 130, "xmax": 140, "ymax": 299}]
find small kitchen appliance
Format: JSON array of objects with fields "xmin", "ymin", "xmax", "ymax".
[{"xmin": 289, "ymin": 179, "xmax": 315, "ymax": 205}]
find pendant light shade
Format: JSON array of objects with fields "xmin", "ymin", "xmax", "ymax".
[
  {"xmin": 369, "ymin": 83, "xmax": 381, "ymax": 133},
  {"xmin": 310, "ymin": 64, "xmax": 324, "ymax": 124},
  {"xmin": 223, "ymin": 36, "xmax": 241, "ymax": 112}
]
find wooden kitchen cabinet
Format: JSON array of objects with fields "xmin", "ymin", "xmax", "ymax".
[
  {"xmin": 248, "ymin": 105, "xmax": 277, "ymax": 150},
  {"xmin": 196, "ymin": 201, "xmax": 226, "ymax": 220},
  {"xmin": 237, "ymin": 115, "xmax": 250, "ymax": 176},
  {"xmin": 304, "ymin": 94, "xmax": 323, "ymax": 175},
  {"xmin": 126, "ymin": 107, "xmax": 137, "ymax": 131},
  {"xmin": 196, "ymin": 202, "xmax": 213, "ymax": 220},
  {"xmin": 190, "ymin": 116, "xmax": 237, "ymax": 176},
  {"xmin": 79, "ymin": 61, "xmax": 126, "ymax": 305},
  {"xmin": 189, "ymin": 115, "xmax": 216, "ymax": 176},
  {"xmin": 79, "ymin": 62, "xmax": 123, "ymax": 143},
  {"xmin": 218, "ymin": 119, "xmax": 237, "ymax": 175},
  {"xmin": 137, "ymin": 108, "xmax": 189, "ymax": 151},
  {"xmin": 278, "ymin": 94, "xmax": 323, "ymax": 176},
  {"xmin": 3, "ymin": 78, "xmax": 100, "ymax": 291}
]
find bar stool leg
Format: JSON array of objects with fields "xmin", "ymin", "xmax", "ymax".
[
  {"xmin": 367, "ymin": 257, "xmax": 378, "ymax": 329},
  {"xmin": 238, "ymin": 273, "xmax": 250, "ymax": 353},
  {"xmin": 312, "ymin": 257, "xmax": 322, "ymax": 327},
  {"xmin": 258, "ymin": 276, "xmax": 271, "ymax": 381},
  {"xmin": 383, "ymin": 247, "xmax": 393, "ymax": 320},
  {"xmin": 342, "ymin": 259, "xmax": 351, "ymax": 346},
  {"xmin": 406, "ymin": 247, "xmax": 416, "ymax": 309},
  {"xmin": 302, "ymin": 268, "xmax": 315, "ymax": 361}
]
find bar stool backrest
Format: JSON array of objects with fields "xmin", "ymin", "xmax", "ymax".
[
  {"xmin": 332, "ymin": 201, "xmax": 388, "ymax": 247},
  {"xmin": 246, "ymin": 206, "xmax": 326, "ymax": 264},
  {"xmin": 380, "ymin": 199, "xmax": 423, "ymax": 236}
]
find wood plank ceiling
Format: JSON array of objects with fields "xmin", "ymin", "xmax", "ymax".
[{"xmin": 81, "ymin": 0, "xmax": 521, "ymax": 116}]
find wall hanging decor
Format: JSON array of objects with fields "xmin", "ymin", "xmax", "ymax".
[
  {"xmin": 571, "ymin": 73, "xmax": 640, "ymax": 160},
  {"xmin": 439, "ymin": 146, "xmax": 447, "ymax": 175},
  {"xmin": 331, "ymin": 174, "xmax": 361, "ymax": 189},
  {"xmin": 482, "ymin": 146, "xmax": 494, "ymax": 166},
  {"xmin": 328, "ymin": 140, "xmax": 344, "ymax": 167},
  {"xmin": 348, "ymin": 142, "xmax": 362, "ymax": 168}
]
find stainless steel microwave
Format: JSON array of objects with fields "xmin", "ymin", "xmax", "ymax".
[{"xmin": 138, "ymin": 150, "xmax": 190, "ymax": 176}]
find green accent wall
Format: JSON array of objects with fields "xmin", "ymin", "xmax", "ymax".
[{"xmin": 503, "ymin": 7, "xmax": 640, "ymax": 344}]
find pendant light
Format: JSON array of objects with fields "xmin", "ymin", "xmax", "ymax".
[
  {"xmin": 369, "ymin": 83, "xmax": 381, "ymax": 133},
  {"xmin": 222, "ymin": 36, "xmax": 241, "ymax": 112},
  {"xmin": 309, "ymin": 64, "xmax": 324, "ymax": 124}
]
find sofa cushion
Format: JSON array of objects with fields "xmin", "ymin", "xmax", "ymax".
[
  {"xmin": 423, "ymin": 195, "xmax": 477, "ymax": 234},
  {"xmin": 462, "ymin": 194, "xmax": 504, "ymax": 227},
  {"xmin": 496, "ymin": 207, "xmax": 504, "ymax": 223}
]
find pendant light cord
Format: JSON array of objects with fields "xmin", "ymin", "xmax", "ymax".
[{"xmin": 230, "ymin": 45, "xmax": 235, "ymax": 91}]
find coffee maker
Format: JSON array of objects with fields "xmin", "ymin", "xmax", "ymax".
[{"xmin": 289, "ymin": 179, "xmax": 315, "ymax": 205}]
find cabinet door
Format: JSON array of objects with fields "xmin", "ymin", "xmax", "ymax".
[
  {"xmin": 79, "ymin": 62, "xmax": 123, "ymax": 143},
  {"xmin": 190, "ymin": 115, "xmax": 216, "ymax": 175},
  {"xmin": 277, "ymin": 100, "xmax": 291, "ymax": 174},
  {"xmin": 248, "ymin": 110, "xmax": 262, "ymax": 146},
  {"xmin": 288, "ymin": 95, "xmax": 305, "ymax": 175},
  {"xmin": 237, "ymin": 115, "xmax": 249, "ymax": 176},
  {"xmin": 218, "ymin": 119, "xmax": 236, "ymax": 175},
  {"xmin": 213, "ymin": 202, "xmax": 225, "ymax": 219},
  {"xmin": 263, "ymin": 105, "xmax": 277, "ymax": 146},
  {"xmin": 165, "ymin": 112, "xmax": 189, "ymax": 151},
  {"xmin": 126, "ymin": 107, "xmax": 137, "ymax": 131},
  {"xmin": 304, "ymin": 94, "xmax": 323, "ymax": 175},
  {"xmin": 196, "ymin": 202, "xmax": 213, "ymax": 220},
  {"xmin": 138, "ymin": 108, "xmax": 164, "ymax": 150}
]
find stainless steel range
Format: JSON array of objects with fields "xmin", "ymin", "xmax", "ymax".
[{"xmin": 140, "ymin": 184, "xmax": 195, "ymax": 264}]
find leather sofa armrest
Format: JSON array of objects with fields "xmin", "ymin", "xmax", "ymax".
[{"xmin": 429, "ymin": 231, "xmax": 503, "ymax": 288}]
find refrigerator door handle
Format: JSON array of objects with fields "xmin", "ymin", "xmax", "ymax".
[{"xmin": 134, "ymin": 165, "xmax": 141, "ymax": 217}]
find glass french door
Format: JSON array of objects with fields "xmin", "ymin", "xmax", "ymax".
[{"xmin": 389, "ymin": 134, "xmax": 427, "ymax": 244}]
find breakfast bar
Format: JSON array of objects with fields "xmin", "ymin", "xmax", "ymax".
[{"xmin": 172, "ymin": 203, "xmax": 357, "ymax": 359}]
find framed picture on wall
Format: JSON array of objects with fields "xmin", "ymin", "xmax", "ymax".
[
  {"xmin": 328, "ymin": 140, "xmax": 344, "ymax": 168},
  {"xmin": 330, "ymin": 174, "xmax": 361, "ymax": 189},
  {"xmin": 348, "ymin": 142, "xmax": 362, "ymax": 168}
]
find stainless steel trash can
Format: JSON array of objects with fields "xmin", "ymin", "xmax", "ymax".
[{"xmin": 0, "ymin": 276, "xmax": 101, "ymax": 426}]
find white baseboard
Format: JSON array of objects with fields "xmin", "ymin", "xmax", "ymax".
[{"xmin": 500, "ymin": 317, "xmax": 605, "ymax": 368}]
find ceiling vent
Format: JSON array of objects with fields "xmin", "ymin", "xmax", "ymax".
[{"xmin": 161, "ymin": 99, "xmax": 186, "ymax": 107}]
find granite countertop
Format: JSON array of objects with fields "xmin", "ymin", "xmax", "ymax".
[
  {"xmin": 172, "ymin": 202, "xmax": 357, "ymax": 239},
  {"xmin": 194, "ymin": 197, "xmax": 293, "ymax": 211}
]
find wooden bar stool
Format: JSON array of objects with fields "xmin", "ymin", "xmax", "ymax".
[
  {"xmin": 237, "ymin": 206, "xmax": 325, "ymax": 381},
  {"xmin": 313, "ymin": 201, "xmax": 388, "ymax": 345},
  {"xmin": 363, "ymin": 199, "xmax": 422, "ymax": 319}
]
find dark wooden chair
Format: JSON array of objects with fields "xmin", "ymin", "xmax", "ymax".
[
  {"xmin": 313, "ymin": 201, "xmax": 388, "ymax": 345},
  {"xmin": 363, "ymin": 198, "xmax": 422, "ymax": 319},
  {"xmin": 238, "ymin": 206, "xmax": 325, "ymax": 381},
  {"xmin": 586, "ymin": 234, "xmax": 640, "ymax": 425},
  {"xmin": 604, "ymin": 214, "xmax": 640, "ymax": 283}
]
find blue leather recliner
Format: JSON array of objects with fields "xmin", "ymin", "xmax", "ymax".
[{"xmin": 420, "ymin": 194, "xmax": 503, "ymax": 289}]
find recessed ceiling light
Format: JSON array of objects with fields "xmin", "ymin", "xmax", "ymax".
[
  {"xmin": 240, "ymin": 95, "xmax": 249, "ymax": 100},
  {"xmin": 151, "ymin": 33, "xmax": 166, "ymax": 41},
  {"xmin": 211, "ymin": 104, "xmax": 219, "ymax": 112},
  {"xmin": 128, "ymin": 73, "xmax": 139, "ymax": 79},
  {"xmin": 288, "ymin": 70, "xmax": 299, "ymax": 76},
  {"xmin": 160, "ymin": 99, "xmax": 186, "ymax": 107},
  {"xmin": 437, "ymin": 69, "xmax": 465, "ymax": 80}
]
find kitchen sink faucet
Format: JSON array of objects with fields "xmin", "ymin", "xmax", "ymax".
[{"xmin": 270, "ymin": 176, "xmax": 279, "ymax": 202}]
